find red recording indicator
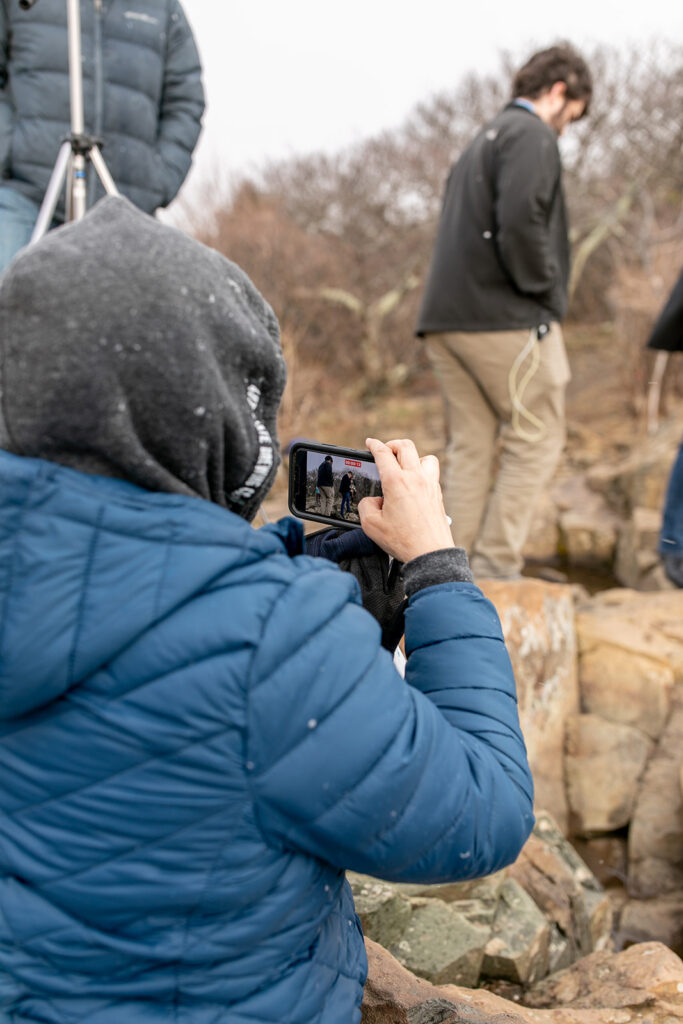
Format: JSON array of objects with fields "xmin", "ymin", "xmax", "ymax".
[{"xmin": 345, "ymin": 459, "xmax": 362, "ymax": 468}]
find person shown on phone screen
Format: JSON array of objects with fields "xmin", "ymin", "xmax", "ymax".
[
  {"xmin": 316, "ymin": 453, "xmax": 335, "ymax": 515},
  {"xmin": 0, "ymin": 197, "xmax": 533, "ymax": 1024},
  {"xmin": 340, "ymin": 470, "xmax": 354, "ymax": 518}
]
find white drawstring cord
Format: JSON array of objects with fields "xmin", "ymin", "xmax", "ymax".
[{"xmin": 508, "ymin": 328, "xmax": 547, "ymax": 442}]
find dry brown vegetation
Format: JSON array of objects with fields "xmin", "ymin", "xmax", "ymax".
[{"xmin": 180, "ymin": 40, "xmax": 683, "ymax": 510}]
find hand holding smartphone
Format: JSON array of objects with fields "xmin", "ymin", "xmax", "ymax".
[{"xmin": 288, "ymin": 437, "xmax": 454, "ymax": 564}]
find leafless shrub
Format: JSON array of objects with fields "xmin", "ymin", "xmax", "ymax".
[{"xmin": 181, "ymin": 41, "xmax": 682, "ymax": 402}]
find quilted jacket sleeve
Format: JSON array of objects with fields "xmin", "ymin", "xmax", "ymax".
[
  {"xmin": 156, "ymin": 0, "xmax": 204, "ymax": 205},
  {"xmin": 0, "ymin": 1, "xmax": 11, "ymax": 177},
  {"xmin": 246, "ymin": 563, "xmax": 534, "ymax": 883}
]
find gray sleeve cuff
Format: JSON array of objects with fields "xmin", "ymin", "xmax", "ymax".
[{"xmin": 402, "ymin": 547, "xmax": 474, "ymax": 597}]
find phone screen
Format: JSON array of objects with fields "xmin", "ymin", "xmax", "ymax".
[{"xmin": 289, "ymin": 443, "xmax": 382, "ymax": 528}]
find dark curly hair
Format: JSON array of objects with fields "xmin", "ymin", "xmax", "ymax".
[{"xmin": 512, "ymin": 44, "xmax": 593, "ymax": 117}]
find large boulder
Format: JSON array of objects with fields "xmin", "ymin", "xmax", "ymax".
[
  {"xmin": 553, "ymin": 473, "xmax": 619, "ymax": 570},
  {"xmin": 348, "ymin": 871, "xmax": 505, "ymax": 988},
  {"xmin": 628, "ymin": 683, "xmax": 683, "ymax": 898},
  {"xmin": 361, "ymin": 937, "xmax": 530, "ymax": 1024},
  {"xmin": 508, "ymin": 812, "xmax": 612, "ymax": 966},
  {"xmin": 524, "ymin": 490, "xmax": 561, "ymax": 563},
  {"xmin": 362, "ymin": 938, "xmax": 683, "ymax": 1024},
  {"xmin": 570, "ymin": 588, "xmax": 683, "ymax": 945},
  {"xmin": 565, "ymin": 713, "xmax": 653, "ymax": 834},
  {"xmin": 619, "ymin": 894, "xmax": 683, "ymax": 957},
  {"xmin": 524, "ymin": 941, "xmax": 683, "ymax": 1012},
  {"xmin": 481, "ymin": 878, "xmax": 550, "ymax": 985},
  {"xmin": 350, "ymin": 815, "xmax": 612, "ymax": 992},
  {"xmin": 575, "ymin": 588, "xmax": 683, "ymax": 740},
  {"xmin": 352, "ymin": 877, "xmax": 413, "ymax": 951},
  {"xmin": 585, "ymin": 420, "xmax": 682, "ymax": 517},
  {"xmin": 614, "ymin": 505, "xmax": 669, "ymax": 590},
  {"xmin": 571, "ymin": 835, "xmax": 628, "ymax": 889},
  {"xmin": 395, "ymin": 900, "xmax": 489, "ymax": 986},
  {"xmin": 559, "ymin": 509, "xmax": 617, "ymax": 569},
  {"xmin": 479, "ymin": 580, "xmax": 578, "ymax": 833}
]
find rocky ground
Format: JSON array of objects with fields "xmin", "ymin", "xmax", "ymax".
[
  {"xmin": 356, "ymin": 580, "xmax": 683, "ymax": 1021},
  {"xmin": 260, "ymin": 323, "xmax": 683, "ymax": 1019},
  {"xmin": 362, "ymin": 937, "xmax": 683, "ymax": 1023}
]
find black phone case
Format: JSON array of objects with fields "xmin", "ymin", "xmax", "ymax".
[{"xmin": 287, "ymin": 441, "xmax": 377, "ymax": 530}]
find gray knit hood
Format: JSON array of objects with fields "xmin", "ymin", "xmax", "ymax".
[{"xmin": 0, "ymin": 197, "xmax": 286, "ymax": 520}]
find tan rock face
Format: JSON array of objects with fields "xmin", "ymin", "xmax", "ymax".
[
  {"xmin": 397, "ymin": 900, "xmax": 489, "ymax": 986},
  {"xmin": 362, "ymin": 939, "xmax": 683, "ymax": 1024},
  {"xmin": 571, "ymin": 836, "xmax": 628, "ymax": 888},
  {"xmin": 480, "ymin": 580, "xmax": 578, "ymax": 833},
  {"xmin": 352, "ymin": 877, "xmax": 413, "ymax": 951},
  {"xmin": 575, "ymin": 588, "xmax": 683, "ymax": 680},
  {"xmin": 615, "ymin": 505, "xmax": 664, "ymax": 589},
  {"xmin": 628, "ymin": 685, "xmax": 683, "ymax": 898},
  {"xmin": 524, "ymin": 491, "xmax": 561, "ymax": 563},
  {"xmin": 525, "ymin": 940, "xmax": 683, "ymax": 1010},
  {"xmin": 619, "ymin": 894, "xmax": 683, "ymax": 956},
  {"xmin": 560, "ymin": 510, "xmax": 617, "ymax": 568},
  {"xmin": 576, "ymin": 590, "xmax": 683, "ymax": 745},
  {"xmin": 572, "ymin": 589, "xmax": 683, "ymax": 946},
  {"xmin": 509, "ymin": 813, "xmax": 612, "ymax": 966},
  {"xmin": 482, "ymin": 878, "xmax": 550, "ymax": 985},
  {"xmin": 586, "ymin": 423, "xmax": 682, "ymax": 516},
  {"xmin": 578, "ymin": 645, "xmax": 674, "ymax": 739},
  {"xmin": 565, "ymin": 713, "xmax": 653, "ymax": 834}
]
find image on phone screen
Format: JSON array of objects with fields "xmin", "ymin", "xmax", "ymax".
[{"xmin": 291, "ymin": 446, "xmax": 382, "ymax": 526}]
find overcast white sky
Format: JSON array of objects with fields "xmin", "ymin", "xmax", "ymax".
[{"xmin": 176, "ymin": 0, "xmax": 682, "ymax": 206}]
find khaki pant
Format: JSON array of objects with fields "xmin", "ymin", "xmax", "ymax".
[
  {"xmin": 318, "ymin": 485, "xmax": 334, "ymax": 516},
  {"xmin": 426, "ymin": 324, "xmax": 570, "ymax": 579}
]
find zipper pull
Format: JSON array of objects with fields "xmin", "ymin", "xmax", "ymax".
[{"xmin": 94, "ymin": 0, "xmax": 102, "ymax": 12}]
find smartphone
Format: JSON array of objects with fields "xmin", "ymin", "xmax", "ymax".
[{"xmin": 288, "ymin": 440, "xmax": 382, "ymax": 529}]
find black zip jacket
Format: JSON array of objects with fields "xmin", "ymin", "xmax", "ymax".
[
  {"xmin": 647, "ymin": 271, "xmax": 683, "ymax": 352},
  {"xmin": 416, "ymin": 104, "xmax": 570, "ymax": 335},
  {"xmin": 317, "ymin": 461, "xmax": 334, "ymax": 487}
]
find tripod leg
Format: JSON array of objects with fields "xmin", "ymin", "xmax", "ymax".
[
  {"xmin": 30, "ymin": 141, "xmax": 71, "ymax": 243},
  {"xmin": 89, "ymin": 147, "xmax": 120, "ymax": 197},
  {"xmin": 70, "ymin": 153, "xmax": 88, "ymax": 221}
]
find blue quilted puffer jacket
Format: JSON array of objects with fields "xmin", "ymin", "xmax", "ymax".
[
  {"xmin": 0, "ymin": 0, "xmax": 204, "ymax": 215},
  {"xmin": 0, "ymin": 450, "xmax": 534, "ymax": 1023}
]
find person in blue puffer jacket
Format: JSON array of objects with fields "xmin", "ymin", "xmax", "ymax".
[
  {"xmin": 0, "ymin": 0, "xmax": 204, "ymax": 271},
  {"xmin": 0, "ymin": 196, "xmax": 534, "ymax": 1024}
]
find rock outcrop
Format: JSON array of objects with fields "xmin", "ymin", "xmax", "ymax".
[
  {"xmin": 479, "ymin": 580, "xmax": 578, "ymax": 834},
  {"xmin": 349, "ymin": 812, "xmax": 611, "ymax": 991},
  {"xmin": 474, "ymin": 583, "xmax": 683, "ymax": 955},
  {"xmin": 361, "ymin": 938, "xmax": 683, "ymax": 1023},
  {"xmin": 565, "ymin": 713, "xmax": 653, "ymax": 833},
  {"xmin": 572, "ymin": 588, "xmax": 683, "ymax": 952},
  {"xmin": 522, "ymin": 415, "xmax": 683, "ymax": 588},
  {"xmin": 358, "ymin": 581, "xmax": 683, "ymax": 1019}
]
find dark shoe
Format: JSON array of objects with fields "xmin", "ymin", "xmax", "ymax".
[{"xmin": 663, "ymin": 552, "xmax": 683, "ymax": 588}]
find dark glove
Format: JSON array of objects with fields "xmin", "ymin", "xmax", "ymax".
[
  {"xmin": 305, "ymin": 526, "xmax": 376, "ymax": 562},
  {"xmin": 305, "ymin": 528, "xmax": 407, "ymax": 650}
]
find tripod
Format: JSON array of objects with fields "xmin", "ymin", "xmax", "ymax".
[{"xmin": 20, "ymin": 0, "xmax": 119, "ymax": 242}]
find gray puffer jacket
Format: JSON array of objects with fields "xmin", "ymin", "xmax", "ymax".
[{"xmin": 0, "ymin": 0, "xmax": 204, "ymax": 217}]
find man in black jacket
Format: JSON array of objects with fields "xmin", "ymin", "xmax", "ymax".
[
  {"xmin": 416, "ymin": 45, "xmax": 592, "ymax": 580},
  {"xmin": 316, "ymin": 455, "xmax": 335, "ymax": 516}
]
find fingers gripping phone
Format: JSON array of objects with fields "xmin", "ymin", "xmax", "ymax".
[{"xmin": 288, "ymin": 441, "xmax": 382, "ymax": 529}]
